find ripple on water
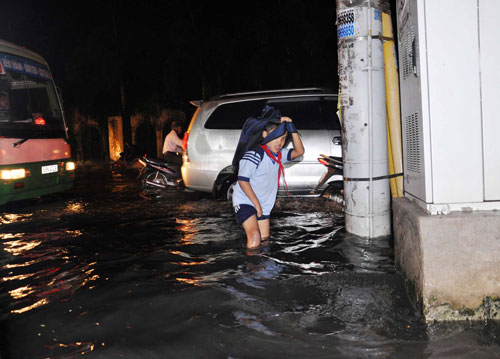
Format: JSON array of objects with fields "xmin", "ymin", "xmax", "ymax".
[
  {"xmin": 0, "ymin": 229, "xmax": 99, "ymax": 317},
  {"xmin": 1, "ymin": 173, "xmax": 499, "ymax": 358}
]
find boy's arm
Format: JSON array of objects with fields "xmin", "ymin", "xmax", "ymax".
[
  {"xmin": 289, "ymin": 132, "xmax": 304, "ymax": 160},
  {"xmin": 281, "ymin": 117, "xmax": 305, "ymax": 160},
  {"xmin": 238, "ymin": 180, "xmax": 263, "ymax": 217}
]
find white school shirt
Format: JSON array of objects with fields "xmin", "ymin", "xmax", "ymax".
[{"xmin": 232, "ymin": 145, "xmax": 292, "ymax": 216}]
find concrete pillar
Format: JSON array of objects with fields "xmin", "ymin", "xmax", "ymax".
[
  {"xmin": 393, "ymin": 197, "xmax": 500, "ymax": 321},
  {"xmin": 337, "ymin": 0, "xmax": 392, "ymax": 238}
]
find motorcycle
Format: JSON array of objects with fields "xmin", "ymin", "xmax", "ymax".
[
  {"xmin": 312, "ymin": 154, "xmax": 344, "ymax": 203},
  {"xmin": 110, "ymin": 146, "xmax": 141, "ymax": 174},
  {"xmin": 138, "ymin": 156, "xmax": 183, "ymax": 190}
]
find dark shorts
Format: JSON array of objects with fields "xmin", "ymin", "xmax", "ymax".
[
  {"xmin": 164, "ymin": 152, "xmax": 182, "ymax": 166},
  {"xmin": 234, "ymin": 204, "xmax": 270, "ymax": 225}
]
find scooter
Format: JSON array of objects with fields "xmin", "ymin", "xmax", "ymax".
[
  {"xmin": 138, "ymin": 156, "xmax": 183, "ymax": 190},
  {"xmin": 312, "ymin": 154, "xmax": 344, "ymax": 203},
  {"xmin": 110, "ymin": 149, "xmax": 141, "ymax": 174}
]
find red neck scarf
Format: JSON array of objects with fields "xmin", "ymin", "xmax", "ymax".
[{"xmin": 260, "ymin": 144, "xmax": 289, "ymax": 196}]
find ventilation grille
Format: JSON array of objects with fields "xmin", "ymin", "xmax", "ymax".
[
  {"xmin": 405, "ymin": 112, "xmax": 421, "ymax": 173},
  {"xmin": 402, "ymin": 27, "xmax": 416, "ymax": 79}
]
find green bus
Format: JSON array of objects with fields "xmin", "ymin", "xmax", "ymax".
[{"xmin": 0, "ymin": 39, "xmax": 75, "ymax": 206}]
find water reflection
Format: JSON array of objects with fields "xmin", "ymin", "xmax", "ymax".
[
  {"xmin": 176, "ymin": 217, "xmax": 200, "ymax": 245},
  {"xmin": 338, "ymin": 232, "xmax": 395, "ymax": 273},
  {"xmin": 1, "ymin": 233, "xmax": 40, "ymax": 254},
  {"xmin": 0, "ymin": 213, "xmax": 32, "ymax": 225},
  {"xmin": 10, "ymin": 298, "xmax": 49, "ymax": 314},
  {"xmin": 237, "ymin": 257, "xmax": 284, "ymax": 289},
  {"xmin": 1, "ymin": 229, "xmax": 99, "ymax": 316},
  {"xmin": 233, "ymin": 310, "xmax": 278, "ymax": 336},
  {"xmin": 0, "ymin": 170, "xmax": 499, "ymax": 358},
  {"xmin": 175, "ymin": 277, "xmax": 201, "ymax": 287},
  {"xmin": 43, "ymin": 341, "xmax": 97, "ymax": 357},
  {"xmin": 64, "ymin": 201, "xmax": 85, "ymax": 214}
]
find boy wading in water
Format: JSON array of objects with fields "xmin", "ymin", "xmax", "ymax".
[{"xmin": 232, "ymin": 113, "xmax": 304, "ymax": 249}]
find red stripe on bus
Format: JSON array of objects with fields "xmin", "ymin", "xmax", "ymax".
[{"xmin": 0, "ymin": 138, "xmax": 71, "ymax": 165}]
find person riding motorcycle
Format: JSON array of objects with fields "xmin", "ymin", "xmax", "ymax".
[{"xmin": 162, "ymin": 121, "xmax": 183, "ymax": 166}]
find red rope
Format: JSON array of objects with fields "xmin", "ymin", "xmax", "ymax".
[{"xmin": 260, "ymin": 145, "xmax": 289, "ymax": 196}]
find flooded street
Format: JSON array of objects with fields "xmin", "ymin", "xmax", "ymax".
[{"xmin": 1, "ymin": 165, "xmax": 499, "ymax": 359}]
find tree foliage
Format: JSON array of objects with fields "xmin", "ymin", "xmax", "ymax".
[{"xmin": 0, "ymin": 0, "xmax": 339, "ymax": 117}]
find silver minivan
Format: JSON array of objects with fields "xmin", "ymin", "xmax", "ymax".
[{"xmin": 181, "ymin": 88, "xmax": 342, "ymax": 199}]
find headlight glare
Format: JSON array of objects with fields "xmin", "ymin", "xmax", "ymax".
[
  {"xmin": 1, "ymin": 168, "xmax": 27, "ymax": 180},
  {"xmin": 65, "ymin": 161, "xmax": 76, "ymax": 171}
]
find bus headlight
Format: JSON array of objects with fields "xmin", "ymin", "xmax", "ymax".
[
  {"xmin": 65, "ymin": 161, "xmax": 76, "ymax": 171},
  {"xmin": 1, "ymin": 168, "xmax": 27, "ymax": 180}
]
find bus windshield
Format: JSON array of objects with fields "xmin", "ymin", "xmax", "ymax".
[{"xmin": 0, "ymin": 52, "xmax": 65, "ymax": 139}]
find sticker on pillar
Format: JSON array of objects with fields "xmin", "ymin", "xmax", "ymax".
[
  {"xmin": 374, "ymin": 9, "xmax": 381, "ymax": 21},
  {"xmin": 337, "ymin": 9, "xmax": 355, "ymax": 39}
]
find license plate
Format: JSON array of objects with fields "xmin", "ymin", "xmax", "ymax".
[{"xmin": 41, "ymin": 164, "xmax": 58, "ymax": 174}]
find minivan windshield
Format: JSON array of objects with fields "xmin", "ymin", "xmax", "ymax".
[{"xmin": 0, "ymin": 52, "xmax": 65, "ymax": 139}]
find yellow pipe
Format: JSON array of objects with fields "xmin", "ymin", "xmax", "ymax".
[
  {"xmin": 382, "ymin": 11, "xmax": 404, "ymax": 197},
  {"xmin": 387, "ymin": 118, "xmax": 396, "ymax": 195}
]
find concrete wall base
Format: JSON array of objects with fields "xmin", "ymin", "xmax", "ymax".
[{"xmin": 393, "ymin": 197, "xmax": 500, "ymax": 322}]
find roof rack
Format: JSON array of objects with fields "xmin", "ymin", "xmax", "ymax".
[{"xmin": 209, "ymin": 87, "xmax": 333, "ymax": 101}]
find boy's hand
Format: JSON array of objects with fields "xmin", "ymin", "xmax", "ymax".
[
  {"xmin": 281, "ymin": 116, "xmax": 298, "ymax": 133},
  {"xmin": 256, "ymin": 204, "xmax": 263, "ymax": 218}
]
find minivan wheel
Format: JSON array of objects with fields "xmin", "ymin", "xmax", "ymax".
[{"xmin": 222, "ymin": 179, "xmax": 237, "ymax": 201}]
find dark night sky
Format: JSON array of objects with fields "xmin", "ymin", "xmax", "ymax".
[{"xmin": 0, "ymin": 0, "xmax": 339, "ymax": 117}]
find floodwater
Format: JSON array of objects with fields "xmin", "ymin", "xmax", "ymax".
[{"xmin": 0, "ymin": 165, "xmax": 499, "ymax": 359}]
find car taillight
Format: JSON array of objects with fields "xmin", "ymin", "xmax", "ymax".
[
  {"xmin": 182, "ymin": 132, "xmax": 189, "ymax": 162},
  {"xmin": 34, "ymin": 114, "xmax": 46, "ymax": 125}
]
